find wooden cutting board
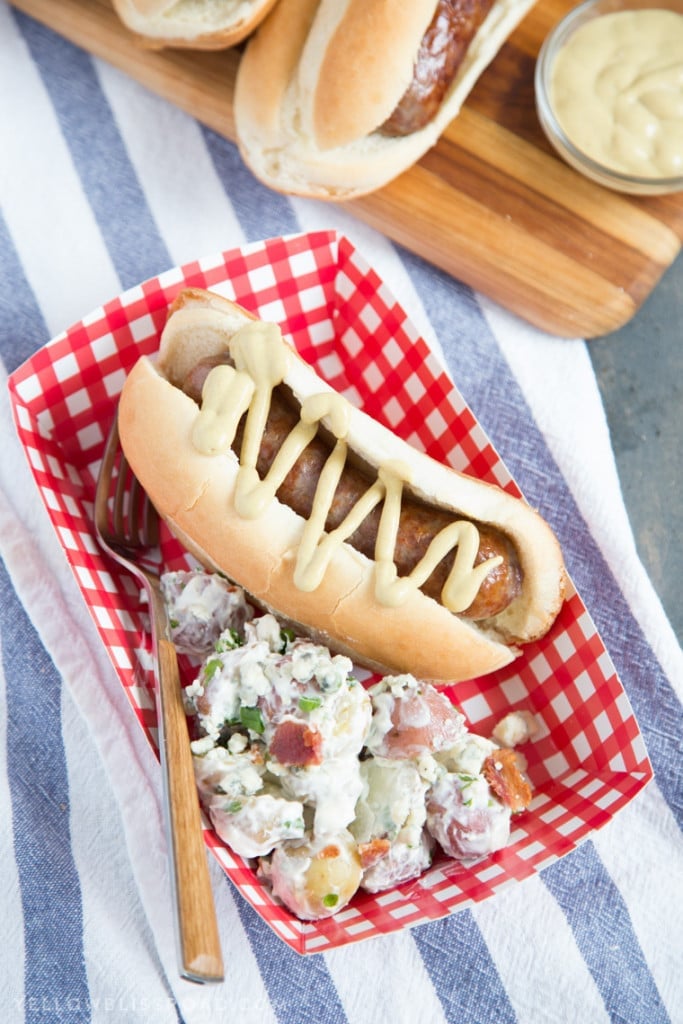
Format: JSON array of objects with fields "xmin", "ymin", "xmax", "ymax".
[{"xmin": 11, "ymin": 0, "xmax": 683, "ymax": 338}]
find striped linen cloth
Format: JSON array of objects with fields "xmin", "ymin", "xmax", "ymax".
[{"xmin": 1, "ymin": 5, "xmax": 681, "ymax": 1023}]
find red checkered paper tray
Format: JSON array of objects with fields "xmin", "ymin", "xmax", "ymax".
[{"xmin": 8, "ymin": 231, "xmax": 652, "ymax": 954}]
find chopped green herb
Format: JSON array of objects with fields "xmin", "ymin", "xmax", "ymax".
[
  {"xmin": 283, "ymin": 818, "xmax": 305, "ymax": 831},
  {"xmin": 227, "ymin": 800, "xmax": 243, "ymax": 814},
  {"xmin": 322, "ymin": 893, "xmax": 339, "ymax": 909},
  {"xmin": 215, "ymin": 629, "xmax": 242, "ymax": 652},
  {"xmin": 169, "ymin": 618, "xmax": 179, "ymax": 629},
  {"xmin": 457, "ymin": 773, "xmax": 478, "ymax": 784},
  {"xmin": 204, "ymin": 658, "xmax": 223, "ymax": 681},
  {"xmin": 280, "ymin": 628, "xmax": 296, "ymax": 652},
  {"xmin": 240, "ymin": 706, "xmax": 265, "ymax": 734},
  {"xmin": 298, "ymin": 696, "xmax": 322, "ymax": 712}
]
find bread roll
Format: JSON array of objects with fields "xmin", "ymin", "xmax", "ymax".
[{"xmin": 112, "ymin": 0, "xmax": 279, "ymax": 50}]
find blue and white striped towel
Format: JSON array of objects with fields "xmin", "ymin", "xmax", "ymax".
[{"xmin": 1, "ymin": 6, "xmax": 681, "ymax": 1023}]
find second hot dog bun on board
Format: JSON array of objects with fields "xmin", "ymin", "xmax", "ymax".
[
  {"xmin": 233, "ymin": 0, "xmax": 537, "ymax": 198},
  {"xmin": 118, "ymin": 289, "xmax": 565, "ymax": 684},
  {"xmin": 111, "ymin": 0, "xmax": 280, "ymax": 50}
]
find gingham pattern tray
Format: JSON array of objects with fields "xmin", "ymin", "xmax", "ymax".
[{"xmin": 7, "ymin": 230, "xmax": 652, "ymax": 955}]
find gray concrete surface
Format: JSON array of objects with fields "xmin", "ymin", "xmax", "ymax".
[{"xmin": 588, "ymin": 251, "xmax": 682, "ymax": 646}]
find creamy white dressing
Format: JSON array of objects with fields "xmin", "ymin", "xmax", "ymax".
[
  {"xmin": 359, "ymin": 832, "xmax": 435, "ymax": 894},
  {"xmin": 279, "ymin": 758, "xmax": 365, "ymax": 835},
  {"xmin": 207, "ymin": 791, "xmax": 305, "ymax": 859},
  {"xmin": 351, "ymin": 758, "xmax": 428, "ymax": 847},
  {"xmin": 161, "ymin": 569, "xmax": 252, "ymax": 656},
  {"xmin": 550, "ymin": 9, "xmax": 683, "ymax": 177},
  {"xmin": 168, "ymin": 572, "xmax": 534, "ymax": 918},
  {"xmin": 426, "ymin": 773, "xmax": 511, "ymax": 860},
  {"xmin": 436, "ymin": 733, "xmax": 497, "ymax": 776},
  {"xmin": 192, "ymin": 744, "xmax": 265, "ymax": 802}
]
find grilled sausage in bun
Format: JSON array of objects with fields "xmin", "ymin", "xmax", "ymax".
[
  {"xmin": 118, "ymin": 288, "xmax": 565, "ymax": 683},
  {"xmin": 233, "ymin": 0, "xmax": 538, "ymax": 197}
]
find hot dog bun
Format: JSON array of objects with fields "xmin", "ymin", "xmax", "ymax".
[
  {"xmin": 118, "ymin": 288, "xmax": 565, "ymax": 683},
  {"xmin": 111, "ymin": 0, "xmax": 280, "ymax": 50},
  {"xmin": 233, "ymin": 0, "xmax": 537, "ymax": 198}
]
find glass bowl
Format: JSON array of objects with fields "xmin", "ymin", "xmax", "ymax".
[{"xmin": 535, "ymin": 0, "xmax": 683, "ymax": 195}]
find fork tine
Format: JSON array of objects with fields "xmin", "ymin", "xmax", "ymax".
[
  {"xmin": 95, "ymin": 412, "xmax": 122, "ymax": 543},
  {"xmin": 143, "ymin": 491, "xmax": 160, "ymax": 547},
  {"xmin": 97, "ymin": 411, "xmax": 161, "ymax": 556},
  {"xmin": 113, "ymin": 450, "xmax": 131, "ymax": 540},
  {"xmin": 119, "ymin": 451, "xmax": 160, "ymax": 549},
  {"xmin": 125, "ymin": 460, "xmax": 145, "ymax": 546},
  {"xmin": 104, "ymin": 417, "xmax": 148, "ymax": 549}
]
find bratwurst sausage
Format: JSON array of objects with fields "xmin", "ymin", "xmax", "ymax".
[
  {"xmin": 183, "ymin": 355, "xmax": 521, "ymax": 621},
  {"xmin": 380, "ymin": 0, "xmax": 496, "ymax": 137}
]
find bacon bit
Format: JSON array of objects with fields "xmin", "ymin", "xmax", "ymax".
[
  {"xmin": 270, "ymin": 719, "xmax": 323, "ymax": 766},
  {"xmin": 483, "ymin": 748, "xmax": 532, "ymax": 812},
  {"xmin": 358, "ymin": 838, "xmax": 391, "ymax": 869},
  {"xmin": 249, "ymin": 745, "xmax": 265, "ymax": 766},
  {"xmin": 195, "ymin": 693, "xmax": 211, "ymax": 717},
  {"xmin": 316, "ymin": 844, "xmax": 341, "ymax": 860}
]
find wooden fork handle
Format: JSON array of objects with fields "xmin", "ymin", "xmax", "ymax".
[{"xmin": 157, "ymin": 637, "xmax": 224, "ymax": 983}]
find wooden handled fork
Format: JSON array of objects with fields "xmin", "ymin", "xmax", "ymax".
[{"xmin": 95, "ymin": 409, "xmax": 224, "ymax": 984}]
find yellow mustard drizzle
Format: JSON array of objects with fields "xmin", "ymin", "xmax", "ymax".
[
  {"xmin": 191, "ymin": 321, "xmax": 502, "ymax": 614},
  {"xmin": 373, "ymin": 465, "xmax": 499, "ymax": 612},
  {"xmin": 191, "ymin": 363, "xmax": 255, "ymax": 456}
]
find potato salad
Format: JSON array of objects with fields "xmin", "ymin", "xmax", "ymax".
[{"xmin": 163, "ymin": 570, "xmax": 534, "ymax": 921}]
